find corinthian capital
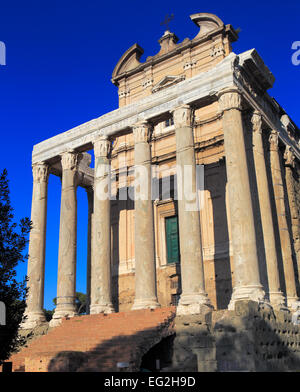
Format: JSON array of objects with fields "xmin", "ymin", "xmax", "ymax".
[
  {"xmin": 284, "ymin": 146, "xmax": 295, "ymax": 168},
  {"xmin": 61, "ymin": 151, "xmax": 81, "ymax": 171},
  {"xmin": 94, "ymin": 136, "xmax": 111, "ymax": 158},
  {"xmin": 132, "ymin": 121, "xmax": 151, "ymax": 144},
  {"xmin": 218, "ymin": 88, "xmax": 242, "ymax": 113},
  {"xmin": 269, "ymin": 130, "xmax": 279, "ymax": 151},
  {"xmin": 171, "ymin": 105, "xmax": 192, "ymax": 128},
  {"xmin": 32, "ymin": 162, "xmax": 49, "ymax": 183},
  {"xmin": 251, "ymin": 111, "xmax": 262, "ymax": 134}
]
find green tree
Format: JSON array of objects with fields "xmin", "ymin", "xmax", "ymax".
[{"xmin": 0, "ymin": 169, "xmax": 31, "ymax": 363}]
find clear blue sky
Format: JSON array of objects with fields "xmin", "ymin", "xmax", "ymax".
[{"xmin": 0, "ymin": 1, "xmax": 299, "ymax": 310}]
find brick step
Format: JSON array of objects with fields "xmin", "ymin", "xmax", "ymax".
[{"xmin": 3, "ymin": 306, "xmax": 175, "ymax": 372}]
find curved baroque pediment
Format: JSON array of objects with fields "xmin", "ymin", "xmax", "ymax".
[{"xmin": 112, "ymin": 43, "xmax": 144, "ymax": 81}]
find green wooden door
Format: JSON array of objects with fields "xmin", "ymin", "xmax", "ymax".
[{"xmin": 165, "ymin": 216, "xmax": 180, "ymax": 264}]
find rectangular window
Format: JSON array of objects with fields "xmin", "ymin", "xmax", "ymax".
[
  {"xmin": 165, "ymin": 215, "xmax": 180, "ymax": 264},
  {"xmin": 165, "ymin": 118, "xmax": 174, "ymax": 128}
]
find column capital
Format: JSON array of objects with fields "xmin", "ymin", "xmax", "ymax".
[
  {"xmin": 132, "ymin": 121, "xmax": 152, "ymax": 144},
  {"xmin": 60, "ymin": 150, "xmax": 82, "ymax": 171},
  {"xmin": 94, "ymin": 136, "xmax": 111, "ymax": 158},
  {"xmin": 218, "ymin": 87, "xmax": 242, "ymax": 113},
  {"xmin": 171, "ymin": 104, "xmax": 192, "ymax": 128},
  {"xmin": 32, "ymin": 162, "xmax": 49, "ymax": 183},
  {"xmin": 269, "ymin": 130, "xmax": 279, "ymax": 151},
  {"xmin": 284, "ymin": 145, "xmax": 295, "ymax": 168},
  {"xmin": 251, "ymin": 111, "xmax": 263, "ymax": 134}
]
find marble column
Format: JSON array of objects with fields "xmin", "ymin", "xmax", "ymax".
[
  {"xmin": 172, "ymin": 105, "xmax": 211, "ymax": 315},
  {"xmin": 269, "ymin": 132, "xmax": 298, "ymax": 307},
  {"xmin": 50, "ymin": 151, "xmax": 81, "ymax": 326},
  {"xmin": 251, "ymin": 111, "xmax": 285, "ymax": 307},
  {"xmin": 131, "ymin": 122, "xmax": 160, "ymax": 310},
  {"xmin": 284, "ymin": 146, "xmax": 300, "ymax": 287},
  {"xmin": 218, "ymin": 88, "xmax": 265, "ymax": 310},
  {"xmin": 85, "ymin": 186, "xmax": 93, "ymax": 315},
  {"xmin": 90, "ymin": 136, "xmax": 114, "ymax": 314},
  {"xmin": 21, "ymin": 163, "xmax": 49, "ymax": 329}
]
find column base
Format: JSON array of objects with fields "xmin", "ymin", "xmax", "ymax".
[
  {"xmin": 228, "ymin": 285, "xmax": 265, "ymax": 310},
  {"xmin": 89, "ymin": 303, "xmax": 115, "ymax": 314},
  {"xmin": 287, "ymin": 296, "xmax": 300, "ymax": 309},
  {"xmin": 131, "ymin": 297, "xmax": 160, "ymax": 311},
  {"xmin": 49, "ymin": 308, "xmax": 77, "ymax": 328},
  {"xmin": 176, "ymin": 293, "xmax": 213, "ymax": 316},
  {"xmin": 269, "ymin": 291, "xmax": 286, "ymax": 309},
  {"xmin": 20, "ymin": 311, "xmax": 47, "ymax": 330}
]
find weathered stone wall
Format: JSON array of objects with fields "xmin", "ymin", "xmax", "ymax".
[{"xmin": 169, "ymin": 301, "xmax": 300, "ymax": 372}]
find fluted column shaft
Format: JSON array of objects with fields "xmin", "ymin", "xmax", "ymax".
[
  {"xmin": 131, "ymin": 122, "xmax": 160, "ymax": 310},
  {"xmin": 269, "ymin": 132, "xmax": 298, "ymax": 307},
  {"xmin": 21, "ymin": 163, "xmax": 49, "ymax": 329},
  {"xmin": 284, "ymin": 147, "xmax": 300, "ymax": 288},
  {"xmin": 251, "ymin": 112, "xmax": 285, "ymax": 307},
  {"xmin": 218, "ymin": 88, "xmax": 265, "ymax": 309},
  {"xmin": 90, "ymin": 136, "xmax": 114, "ymax": 314},
  {"xmin": 172, "ymin": 105, "xmax": 211, "ymax": 315},
  {"xmin": 50, "ymin": 151, "xmax": 81, "ymax": 326}
]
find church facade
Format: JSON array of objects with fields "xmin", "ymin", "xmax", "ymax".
[{"xmin": 22, "ymin": 13, "xmax": 300, "ymax": 330}]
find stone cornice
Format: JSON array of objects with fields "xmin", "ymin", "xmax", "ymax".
[{"xmin": 32, "ymin": 52, "xmax": 236, "ymax": 164}]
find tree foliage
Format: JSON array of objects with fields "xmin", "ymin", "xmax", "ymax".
[
  {"xmin": 0, "ymin": 169, "xmax": 31, "ymax": 363},
  {"xmin": 50, "ymin": 292, "xmax": 87, "ymax": 316}
]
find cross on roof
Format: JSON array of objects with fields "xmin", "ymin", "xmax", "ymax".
[{"xmin": 160, "ymin": 13, "xmax": 174, "ymax": 31}]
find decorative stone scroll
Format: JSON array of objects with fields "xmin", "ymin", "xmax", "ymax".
[
  {"xmin": 284, "ymin": 146, "xmax": 295, "ymax": 168},
  {"xmin": 251, "ymin": 111, "xmax": 263, "ymax": 134},
  {"xmin": 269, "ymin": 130, "xmax": 279, "ymax": 151},
  {"xmin": 171, "ymin": 104, "xmax": 192, "ymax": 128},
  {"xmin": 132, "ymin": 122, "xmax": 152, "ymax": 144},
  {"xmin": 61, "ymin": 150, "xmax": 81, "ymax": 171},
  {"xmin": 94, "ymin": 136, "xmax": 111, "ymax": 158},
  {"xmin": 32, "ymin": 163, "xmax": 49, "ymax": 183},
  {"xmin": 218, "ymin": 88, "xmax": 242, "ymax": 113}
]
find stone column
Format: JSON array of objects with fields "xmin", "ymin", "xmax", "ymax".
[
  {"xmin": 251, "ymin": 111, "xmax": 285, "ymax": 307},
  {"xmin": 86, "ymin": 186, "xmax": 93, "ymax": 315},
  {"xmin": 90, "ymin": 136, "xmax": 114, "ymax": 314},
  {"xmin": 21, "ymin": 163, "xmax": 49, "ymax": 329},
  {"xmin": 172, "ymin": 105, "xmax": 211, "ymax": 315},
  {"xmin": 131, "ymin": 122, "xmax": 160, "ymax": 310},
  {"xmin": 284, "ymin": 146, "xmax": 300, "ymax": 286},
  {"xmin": 218, "ymin": 88, "xmax": 265, "ymax": 309},
  {"xmin": 269, "ymin": 132, "xmax": 298, "ymax": 307},
  {"xmin": 50, "ymin": 151, "xmax": 81, "ymax": 326}
]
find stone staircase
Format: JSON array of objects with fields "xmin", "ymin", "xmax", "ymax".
[{"xmin": 4, "ymin": 307, "xmax": 175, "ymax": 372}]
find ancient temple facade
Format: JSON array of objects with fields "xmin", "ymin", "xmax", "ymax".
[{"xmin": 22, "ymin": 13, "xmax": 300, "ymax": 330}]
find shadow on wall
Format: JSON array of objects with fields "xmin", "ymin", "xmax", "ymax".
[
  {"xmin": 205, "ymin": 161, "xmax": 232, "ymax": 309},
  {"xmin": 47, "ymin": 324, "xmax": 175, "ymax": 372},
  {"xmin": 46, "ymin": 302, "xmax": 300, "ymax": 372}
]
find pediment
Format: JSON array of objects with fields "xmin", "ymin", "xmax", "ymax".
[
  {"xmin": 152, "ymin": 75, "xmax": 185, "ymax": 93},
  {"xmin": 112, "ymin": 44, "xmax": 144, "ymax": 82}
]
